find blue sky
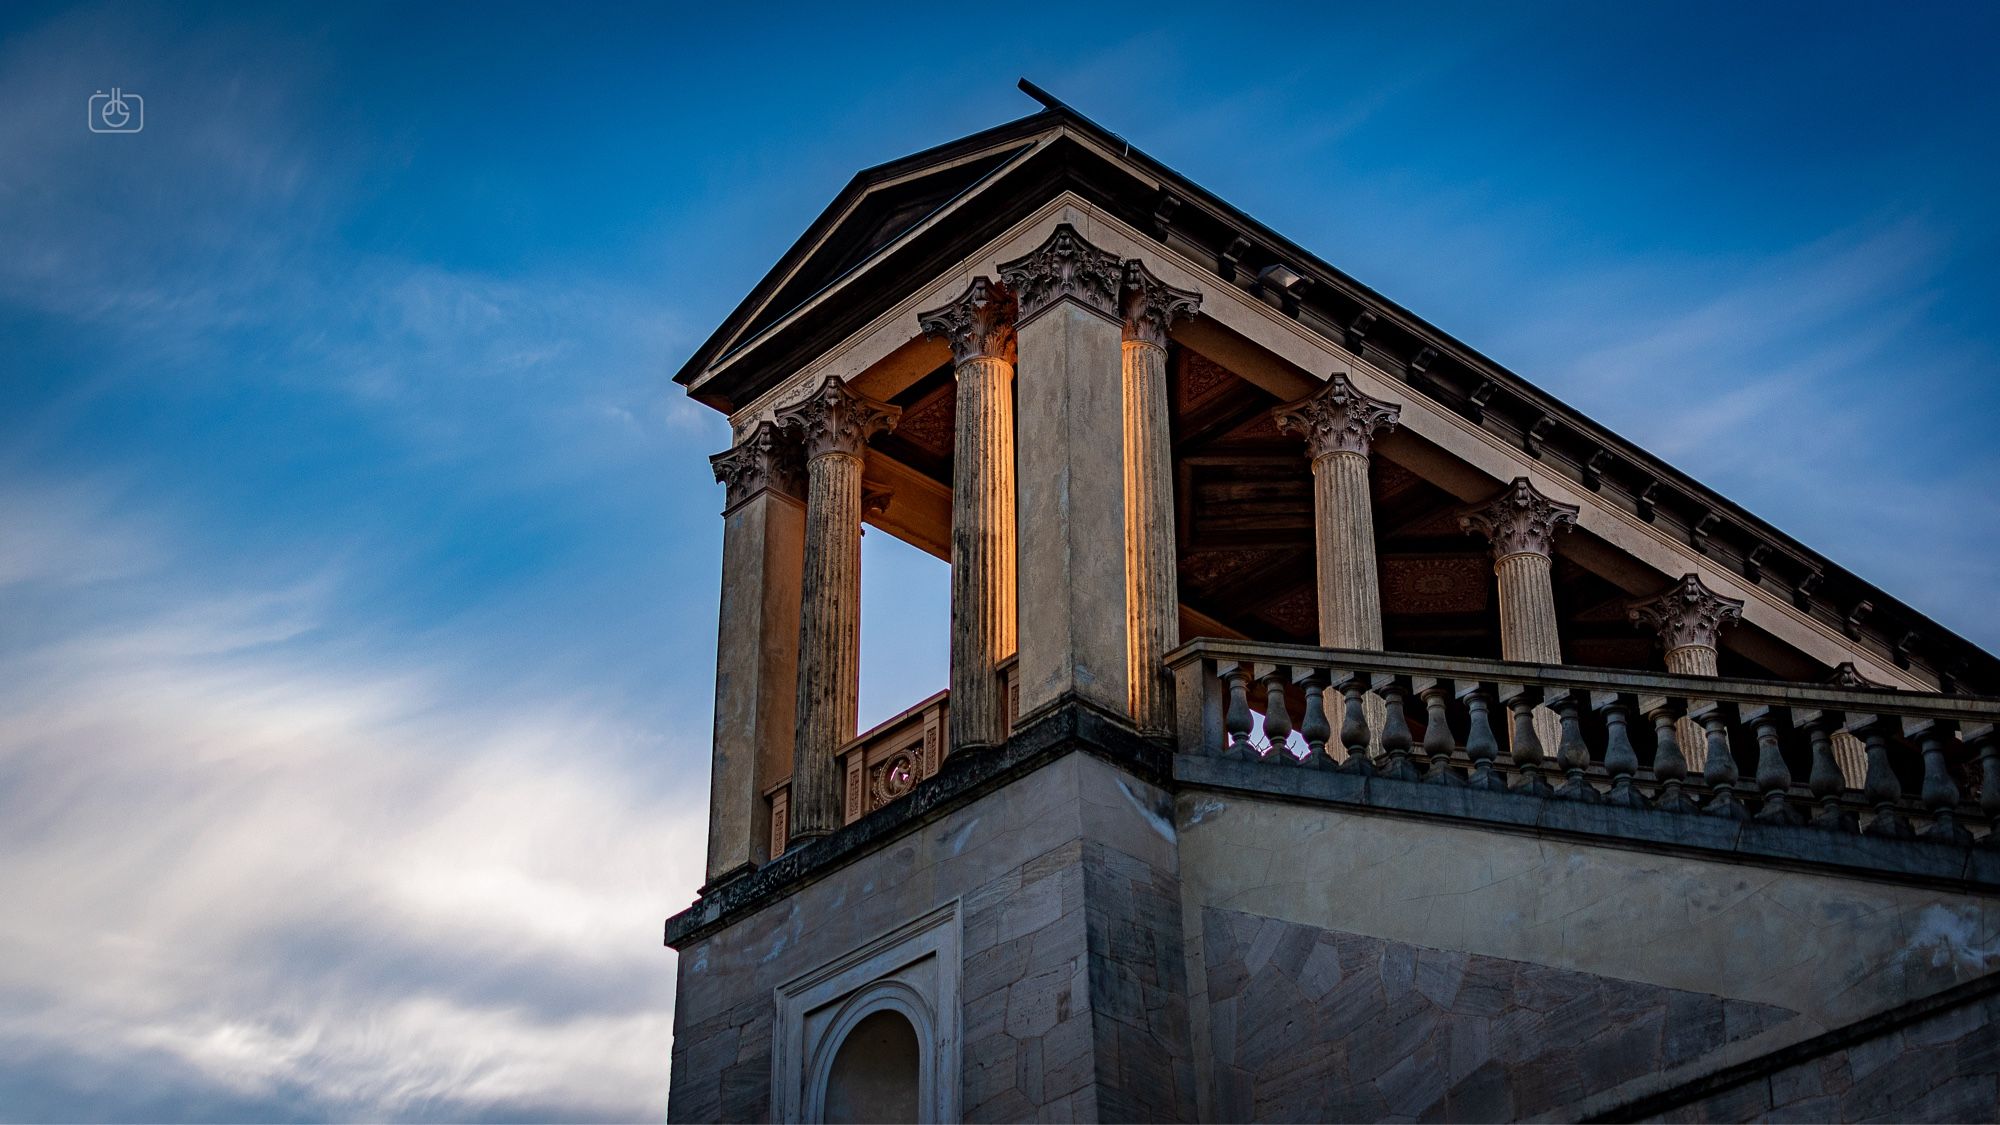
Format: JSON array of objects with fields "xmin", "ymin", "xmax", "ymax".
[{"xmin": 1, "ymin": 1, "xmax": 1995, "ymax": 1119}]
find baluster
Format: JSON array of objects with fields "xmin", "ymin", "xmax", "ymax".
[
  {"xmin": 1220, "ymin": 661, "xmax": 1255, "ymax": 762},
  {"xmin": 1692, "ymin": 701, "xmax": 1749, "ymax": 820},
  {"xmin": 1850, "ymin": 714, "xmax": 1913, "ymax": 839},
  {"xmin": 1375, "ymin": 675, "xmax": 1420, "ymax": 782},
  {"xmin": 1502, "ymin": 684, "xmax": 1552, "ymax": 797},
  {"xmin": 1336, "ymin": 673, "xmax": 1375, "ymax": 776},
  {"xmin": 1741, "ymin": 706, "xmax": 1801, "ymax": 826},
  {"xmin": 1905, "ymin": 718, "xmax": 1970, "ymax": 844},
  {"xmin": 1545, "ymin": 690, "xmax": 1600, "ymax": 802},
  {"xmin": 1594, "ymin": 692, "xmax": 1646, "ymax": 809},
  {"xmin": 1643, "ymin": 696, "xmax": 1698, "ymax": 813},
  {"xmin": 1968, "ymin": 723, "xmax": 2000, "ymax": 848},
  {"xmin": 1259, "ymin": 664, "xmax": 1295, "ymax": 765},
  {"xmin": 1458, "ymin": 682, "xmax": 1505, "ymax": 792},
  {"xmin": 1794, "ymin": 708, "xmax": 1856, "ymax": 832},
  {"xmin": 1419, "ymin": 677, "xmax": 1465, "ymax": 786},
  {"xmin": 1294, "ymin": 667, "xmax": 1332, "ymax": 769}
]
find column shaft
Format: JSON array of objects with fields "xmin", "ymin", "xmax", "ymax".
[
  {"xmin": 949, "ymin": 354, "xmax": 1017, "ymax": 750},
  {"xmin": 1123, "ymin": 338, "xmax": 1178, "ymax": 734},
  {"xmin": 1496, "ymin": 553, "xmax": 1563, "ymax": 663},
  {"xmin": 1015, "ymin": 300, "xmax": 1129, "ymax": 717},
  {"xmin": 1313, "ymin": 451, "xmax": 1385, "ymax": 649},
  {"xmin": 1665, "ymin": 644, "xmax": 1718, "ymax": 771},
  {"xmin": 704, "ymin": 493, "xmax": 803, "ymax": 880},
  {"xmin": 790, "ymin": 451, "xmax": 863, "ymax": 841}
]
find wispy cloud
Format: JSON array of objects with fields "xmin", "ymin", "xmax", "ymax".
[{"xmin": 0, "ymin": 503, "xmax": 702, "ymax": 1120}]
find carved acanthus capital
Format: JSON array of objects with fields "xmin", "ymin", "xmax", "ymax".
[
  {"xmin": 772, "ymin": 376, "xmax": 901, "ymax": 461},
  {"xmin": 710, "ymin": 420, "xmax": 802, "ymax": 510},
  {"xmin": 997, "ymin": 223, "xmax": 1123, "ymax": 324},
  {"xmin": 1458, "ymin": 477, "xmax": 1580, "ymax": 561},
  {"xmin": 918, "ymin": 276, "xmax": 1017, "ymax": 366},
  {"xmin": 1628, "ymin": 573, "xmax": 1745, "ymax": 654},
  {"xmin": 1272, "ymin": 373, "xmax": 1401, "ymax": 460},
  {"xmin": 1120, "ymin": 259, "xmax": 1201, "ymax": 348}
]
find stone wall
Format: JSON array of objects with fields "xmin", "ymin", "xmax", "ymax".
[
  {"xmin": 1200, "ymin": 905, "xmax": 1792, "ymax": 1120},
  {"xmin": 668, "ymin": 751, "xmax": 1193, "ymax": 1123},
  {"xmin": 1637, "ymin": 982, "xmax": 2000, "ymax": 1123}
]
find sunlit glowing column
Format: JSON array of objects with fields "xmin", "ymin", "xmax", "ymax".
[
  {"xmin": 702, "ymin": 421, "xmax": 804, "ymax": 882},
  {"xmin": 772, "ymin": 376, "xmax": 900, "ymax": 846},
  {"xmin": 1274, "ymin": 374, "xmax": 1401, "ymax": 651},
  {"xmin": 919, "ymin": 278, "xmax": 1019, "ymax": 754},
  {"xmin": 1001, "ymin": 224, "xmax": 1132, "ymax": 721},
  {"xmin": 1459, "ymin": 477, "xmax": 1579, "ymax": 752},
  {"xmin": 1629, "ymin": 573, "xmax": 1745, "ymax": 772},
  {"xmin": 1120, "ymin": 261, "xmax": 1201, "ymax": 737}
]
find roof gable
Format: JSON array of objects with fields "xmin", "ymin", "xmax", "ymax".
[{"xmin": 670, "ymin": 82, "xmax": 1998, "ymax": 692}]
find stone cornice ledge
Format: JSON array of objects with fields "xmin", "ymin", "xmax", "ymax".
[
  {"xmin": 664, "ymin": 695, "xmax": 1167, "ymax": 948},
  {"xmin": 1174, "ymin": 754, "xmax": 2000, "ymax": 893}
]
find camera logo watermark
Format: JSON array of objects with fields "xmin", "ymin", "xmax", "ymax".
[{"xmin": 88, "ymin": 88, "xmax": 144, "ymax": 133}]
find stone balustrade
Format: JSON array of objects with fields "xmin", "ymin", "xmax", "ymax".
[{"xmin": 1168, "ymin": 638, "xmax": 2000, "ymax": 852}]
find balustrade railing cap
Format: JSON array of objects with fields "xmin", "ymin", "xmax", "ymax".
[{"xmin": 1162, "ymin": 637, "xmax": 2000, "ymax": 724}]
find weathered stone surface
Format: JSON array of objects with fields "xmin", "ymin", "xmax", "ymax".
[
  {"xmin": 1618, "ymin": 976, "xmax": 2000, "ymax": 1123},
  {"xmin": 1198, "ymin": 906, "xmax": 1795, "ymax": 1122}
]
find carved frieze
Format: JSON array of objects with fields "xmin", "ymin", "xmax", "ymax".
[
  {"xmin": 1457, "ymin": 477, "xmax": 1580, "ymax": 562},
  {"xmin": 997, "ymin": 223, "xmax": 1123, "ymax": 323},
  {"xmin": 1628, "ymin": 573, "xmax": 1745, "ymax": 654},
  {"xmin": 917, "ymin": 276, "xmax": 1017, "ymax": 366},
  {"xmin": 772, "ymin": 375, "xmax": 901, "ymax": 461},
  {"xmin": 1826, "ymin": 662, "xmax": 1883, "ymax": 689},
  {"xmin": 1272, "ymin": 374, "xmax": 1402, "ymax": 460},
  {"xmin": 1120, "ymin": 259, "xmax": 1201, "ymax": 348},
  {"xmin": 709, "ymin": 419, "xmax": 803, "ymax": 511}
]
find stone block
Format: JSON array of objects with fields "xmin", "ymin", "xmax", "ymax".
[{"xmin": 1414, "ymin": 946, "xmax": 1468, "ymax": 1010}]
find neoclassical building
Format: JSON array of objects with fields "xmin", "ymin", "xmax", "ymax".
[{"xmin": 664, "ymin": 83, "xmax": 2000, "ymax": 1123}]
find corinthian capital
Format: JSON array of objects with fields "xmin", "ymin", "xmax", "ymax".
[
  {"xmin": 1120, "ymin": 259, "xmax": 1201, "ymax": 348},
  {"xmin": 918, "ymin": 276, "xmax": 1017, "ymax": 366},
  {"xmin": 710, "ymin": 420, "xmax": 802, "ymax": 511},
  {"xmin": 997, "ymin": 223, "xmax": 1123, "ymax": 324},
  {"xmin": 772, "ymin": 376, "xmax": 901, "ymax": 461},
  {"xmin": 1628, "ymin": 573, "xmax": 1744, "ymax": 654},
  {"xmin": 1272, "ymin": 373, "xmax": 1401, "ymax": 460},
  {"xmin": 1458, "ymin": 477, "xmax": 1580, "ymax": 561}
]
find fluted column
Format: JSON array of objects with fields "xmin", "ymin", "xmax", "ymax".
[
  {"xmin": 1121, "ymin": 261, "xmax": 1201, "ymax": 736},
  {"xmin": 1460, "ymin": 478, "xmax": 1579, "ymax": 753},
  {"xmin": 1629, "ymin": 573, "xmax": 1745, "ymax": 772},
  {"xmin": 703, "ymin": 422, "xmax": 804, "ymax": 883},
  {"xmin": 1274, "ymin": 374, "xmax": 1401, "ymax": 649},
  {"xmin": 772, "ymin": 376, "xmax": 900, "ymax": 845},
  {"xmin": 1002, "ymin": 223, "xmax": 1132, "ymax": 720},
  {"xmin": 919, "ymin": 278, "xmax": 1019, "ymax": 753}
]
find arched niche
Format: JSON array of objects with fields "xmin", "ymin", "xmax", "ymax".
[{"xmin": 820, "ymin": 1007, "xmax": 922, "ymax": 1123}]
